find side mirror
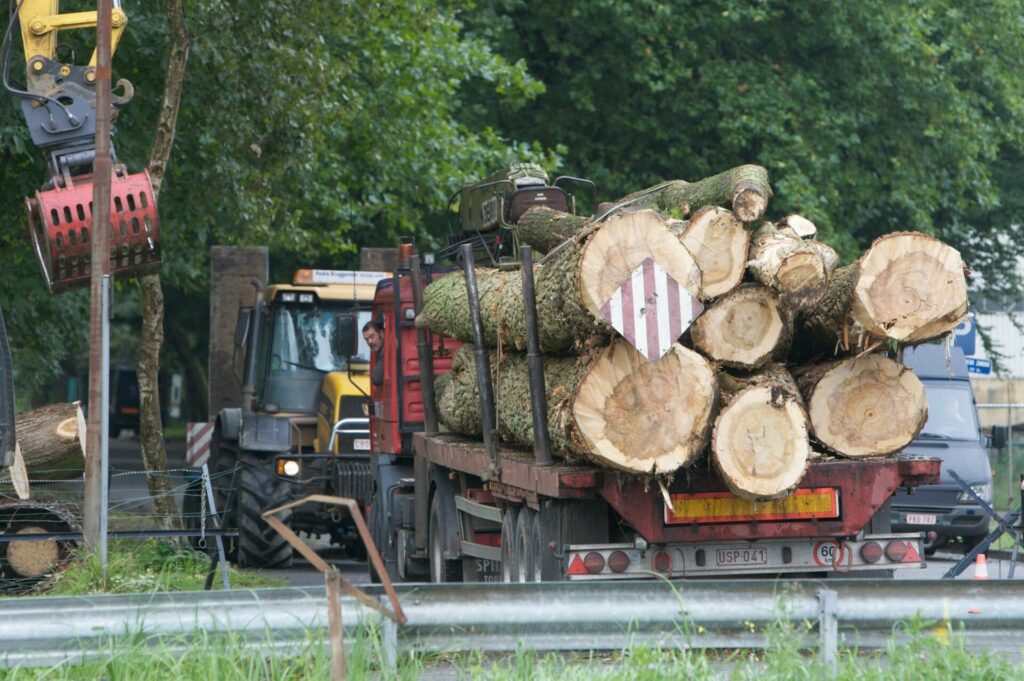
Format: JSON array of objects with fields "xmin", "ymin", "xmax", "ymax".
[
  {"xmin": 234, "ymin": 307, "xmax": 253, "ymax": 348},
  {"xmin": 989, "ymin": 425, "xmax": 1009, "ymax": 450},
  {"xmin": 335, "ymin": 315, "xmax": 358, "ymax": 356}
]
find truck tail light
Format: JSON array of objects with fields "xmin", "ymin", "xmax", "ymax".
[
  {"xmin": 885, "ymin": 540, "xmax": 908, "ymax": 562},
  {"xmin": 652, "ymin": 550, "xmax": 672, "ymax": 574},
  {"xmin": 567, "ymin": 554, "xmax": 587, "ymax": 576},
  {"xmin": 584, "ymin": 552, "xmax": 605, "ymax": 574},
  {"xmin": 608, "ymin": 550, "xmax": 630, "ymax": 573},
  {"xmin": 860, "ymin": 541, "xmax": 883, "ymax": 564}
]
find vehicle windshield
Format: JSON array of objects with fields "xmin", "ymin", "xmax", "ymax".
[
  {"xmin": 268, "ymin": 303, "xmax": 373, "ymax": 373},
  {"xmin": 918, "ymin": 383, "xmax": 979, "ymax": 441}
]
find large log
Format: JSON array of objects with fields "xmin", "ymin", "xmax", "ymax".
[
  {"xmin": 802, "ymin": 232, "xmax": 968, "ymax": 350},
  {"xmin": 514, "ymin": 207, "xmax": 592, "ymax": 254},
  {"xmin": 671, "ymin": 207, "xmax": 749, "ymax": 299},
  {"xmin": 614, "ymin": 164, "xmax": 772, "ymax": 223},
  {"xmin": 14, "ymin": 402, "xmax": 85, "ymax": 479},
  {"xmin": 419, "ymin": 210, "xmax": 701, "ymax": 353},
  {"xmin": 437, "ymin": 340, "xmax": 719, "ymax": 475},
  {"xmin": 747, "ymin": 222, "xmax": 839, "ymax": 311},
  {"xmin": 711, "ymin": 364, "xmax": 810, "ymax": 501},
  {"xmin": 688, "ymin": 284, "xmax": 790, "ymax": 370},
  {"xmin": 793, "ymin": 354, "xmax": 927, "ymax": 457}
]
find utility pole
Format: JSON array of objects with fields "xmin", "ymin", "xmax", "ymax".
[{"xmin": 83, "ymin": 0, "xmax": 113, "ymax": 573}]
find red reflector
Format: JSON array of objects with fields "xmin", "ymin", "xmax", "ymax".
[
  {"xmin": 860, "ymin": 541, "xmax": 883, "ymax": 564},
  {"xmin": 567, "ymin": 554, "xmax": 587, "ymax": 575},
  {"xmin": 901, "ymin": 542, "xmax": 922, "ymax": 564},
  {"xmin": 652, "ymin": 550, "xmax": 672, "ymax": 574},
  {"xmin": 608, "ymin": 551, "xmax": 630, "ymax": 573},
  {"xmin": 584, "ymin": 552, "xmax": 605, "ymax": 574},
  {"xmin": 884, "ymin": 540, "xmax": 908, "ymax": 562}
]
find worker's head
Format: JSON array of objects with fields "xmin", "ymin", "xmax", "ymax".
[{"xmin": 362, "ymin": 321, "xmax": 384, "ymax": 354}]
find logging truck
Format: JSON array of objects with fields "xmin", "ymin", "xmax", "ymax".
[{"xmin": 362, "ymin": 243, "xmax": 942, "ymax": 582}]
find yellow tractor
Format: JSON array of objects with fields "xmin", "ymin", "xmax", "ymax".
[{"xmin": 204, "ymin": 269, "xmax": 386, "ymax": 568}]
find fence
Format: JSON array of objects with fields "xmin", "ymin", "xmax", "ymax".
[{"xmin": 0, "ymin": 580, "xmax": 1022, "ymax": 670}]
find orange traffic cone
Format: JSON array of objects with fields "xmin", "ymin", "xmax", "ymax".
[{"xmin": 973, "ymin": 553, "xmax": 989, "ymax": 580}]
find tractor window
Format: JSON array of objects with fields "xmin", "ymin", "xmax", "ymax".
[{"xmin": 268, "ymin": 305, "xmax": 373, "ymax": 373}]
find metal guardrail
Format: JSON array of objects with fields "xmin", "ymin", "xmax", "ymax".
[{"xmin": 0, "ymin": 581, "xmax": 1023, "ymax": 670}]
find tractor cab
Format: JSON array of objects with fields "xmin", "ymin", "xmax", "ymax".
[{"xmin": 445, "ymin": 163, "xmax": 596, "ymax": 264}]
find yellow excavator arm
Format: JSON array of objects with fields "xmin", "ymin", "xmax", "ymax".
[{"xmin": 18, "ymin": 0, "xmax": 127, "ymax": 74}]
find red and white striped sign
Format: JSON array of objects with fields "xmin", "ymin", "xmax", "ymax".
[
  {"xmin": 599, "ymin": 257, "xmax": 703, "ymax": 362},
  {"xmin": 186, "ymin": 421, "xmax": 215, "ymax": 468}
]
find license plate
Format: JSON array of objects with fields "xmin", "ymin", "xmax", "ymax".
[
  {"xmin": 353, "ymin": 438, "xmax": 370, "ymax": 451},
  {"xmin": 715, "ymin": 547, "xmax": 768, "ymax": 566},
  {"xmin": 905, "ymin": 513, "xmax": 937, "ymax": 525}
]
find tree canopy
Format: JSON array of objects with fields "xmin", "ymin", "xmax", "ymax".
[{"xmin": 2, "ymin": 0, "xmax": 1023, "ymax": 397}]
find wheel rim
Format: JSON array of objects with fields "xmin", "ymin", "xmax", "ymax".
[{"xmin": 430, "ymin": 502, "xmax": 444, "ymax": 583}]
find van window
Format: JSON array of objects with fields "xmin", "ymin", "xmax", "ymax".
[{"xmin": 919, "ymin": 383, "xmax": 978, "ymax": 440}]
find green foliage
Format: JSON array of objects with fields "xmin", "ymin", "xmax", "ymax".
[
  {"xmin": 460, "ymin": 0, "xmax": 1024, "ymax": 292},
  {"xmin": 43, "ymin": 540, "xmax": 283, "ymax": 595}
]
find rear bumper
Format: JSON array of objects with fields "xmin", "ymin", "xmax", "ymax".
[
  {"xmin": 891, "ymin": 504, "xmax": 990, "ymax": 542},
  {"xmin": 564, "ymin": 533, "xmax": 926, "ymax": 579}
]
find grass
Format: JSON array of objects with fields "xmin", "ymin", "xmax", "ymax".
[
  {"xmin": 0, "ymin": 614, "xmax": 1018, "ymax": 680},
  {"xmin": 41, "ymin": 540, "xmax": 284, "ymax": 596}
]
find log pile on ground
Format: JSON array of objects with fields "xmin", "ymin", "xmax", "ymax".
[{"xmin": 419, "ymin": 164, "xmax": 969, "ymax": 499}]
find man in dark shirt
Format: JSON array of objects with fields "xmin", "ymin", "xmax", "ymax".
[{"xmin": 362, "ymin": 321, "xmax": 384, "ymax": 385}]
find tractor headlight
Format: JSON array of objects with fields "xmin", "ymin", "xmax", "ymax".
[
  {"xmin": 957, "ymin": 482, "xmax": 992, "ymax": 505},
  {"xmin": 276, "ymin": 458, "xmax": 301, "ymax": 478}
]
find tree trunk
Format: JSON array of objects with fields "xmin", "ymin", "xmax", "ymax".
[
  {"xmin": 419, "ymin": 210, "xmax": 701, "ymax": 353},
  {"xmin": 711, "ymin": 365, "xmax": 810, "ymax": 501},
  {"xmin": 747, "ymin": 222, "xmax": 838, "ymax": 311},
  {"xmin": 672, "ymin": 207, "xmax": 749, "ymax": 299},
  {"xmin": 793, "ymin": 353, "xmax": 927, "ymax": 457},
  {"xmin": 514, "ymin": 206, "xmax": 592, "ymax": 253},
  {"xmin": 689, "ymin": 284, "xmax": 790, "ymax": 370},
  {"xmin": 438, "ymin": 340, "xmax": 719, "ymax": 475},
  {"xmin": 801, "ymin": 232, "xmax": 968, "ymax": 352},
  {"xmin": 14, "ymin": 402, "xmax": 84, "ymax": 478},
  {"xmin": 615, "ymin": 164, "xmax": 772, "ymax": 223},
  {"xmin": 137, "ymin": 0, "xmax": 189, "ymax": 531}
]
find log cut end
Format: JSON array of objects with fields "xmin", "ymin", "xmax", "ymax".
[
  {"xmin": 712, "ymin": 385, "xmax": 810, "ymax": 501},
  {"xmin": 806, "ymin": 354, "xmax": 927, "ymax": 457},
  {"xmin": 579, "ymin": 210, "xmax": 702, "ymax": 317},
  {"xmin": 775, "ymin": 250, "xmax": 828, "ymax": 309},
  {"xmin": 778, "ymin": 214, "xmax": 817, "ymax": 239},
  {"xmin": 731, "ymin": 181, "xmax": 770, "ymax": 223},
  {"xmin": 689, "ymin": 285, "xmax": 788, "ymax": 370},
  {"xmin": 573, "ymin": 342, "xmax": 718, "ymax": 474},
  {"xmin": 679, "ymin": 207, "xmax": 750, "ymax": 299},
  {"xmin": 852, "ymin": 232, "xmax": 969, "ymax": 344}
]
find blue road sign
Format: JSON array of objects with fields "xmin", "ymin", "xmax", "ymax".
[
  {"xmin": 954, "ymin": 313, "xmax": 976, "ymax": 356},
  {"xmin": 966, "ymin": 357, "xmax": 991, "ymax": 375}
]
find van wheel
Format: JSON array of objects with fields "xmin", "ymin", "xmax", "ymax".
[{"xmin": 500, "ymin": 506, "xmax": 520, "ymax": 583}]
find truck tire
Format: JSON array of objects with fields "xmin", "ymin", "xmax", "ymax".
[
  {"xmin": 237, "ymin": 454, "xmax": 294, "ymax": 569},
  {"xmin": 429, "ymin": 494, "xmax": 462, "ymax": 583},
  {"xmin": 515, "ymin": 507, "xmax": 541, "ymax": 582},
  {"xmin": 368, "ymin": 483, "xmax": 400, "ymax": 584},
  {"xmin": 500, "ymin": 506, "xmax": 520, "ymax": 583}
]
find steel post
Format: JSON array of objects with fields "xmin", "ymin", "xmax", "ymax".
[
  {"xmin": 99, "ymin": 275, "xmax": 111, "ymax": 579},
  {"xmin": 460, "ymin": 245, "xmax": 499, "ymax": 476},
  {"xmin": 84, "ymin": 0, "xmax": 114, "ymax": 552},
  {"xmin": 817, "ymin": 589, "xmax": 838, "ymax": 677},
  {"xmin": 519, "ymin": 246, "xmax": 551, "ymax": 466}
]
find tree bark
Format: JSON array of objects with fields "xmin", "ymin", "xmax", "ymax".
[
  {"xmin": 438, "ymin": 340, "xmax": 719, "ymax": 475},
  {"xmin": 419, "ymin": 210, "xmax": 701, "ymax": 353},
  {"xmin": 672, "ymin": 207, "xmax": 749, "ymax": 299},
  {"xmin": 514, "ymin": 206, "xmax": 592, "ymax": 253},
  {"xmin": 615, "ymin": 164, "xmax": 772, "ymax": 223},
  {"xmin": 689, "ymin": 284, "xmax": 790, "ymax": 370},
  {"xmin": 801, "ymin": 232, "xmax": 969, "ymax": 352},
  {"xmin": 137, "ymin": 0, "xmax": 189, "ymax": 531},
  {"xmin": 793, "ymin": 353, "xmax": 927, "ymax": 457},
  {"xmin": 747, "ymin": 222, "xmax": 838, "ymax": 311},
  {"xmin": 711, "ymin": 365, "xmax": 810, "ymax": 501},
  {"xmin": 14, "ymin": 402, "xmax": 84, "ymax": 479}
]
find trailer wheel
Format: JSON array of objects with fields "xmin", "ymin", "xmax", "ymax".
[
  {"xmin": 429, "ymin": 494, "xmax": 463, "ymax": 583},
  {"xmin": 500, "ymin": 506, "xmax": 521, "ymax": 583},
  {"xmin": 237, "ymin": 454, "xmax": 294, "ymax": 569},
  {"xmin": 515, "ymin": 508, "xmax": 542, "ymax": 582}
]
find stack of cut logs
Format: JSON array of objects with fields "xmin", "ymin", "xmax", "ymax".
[{"xmin": 418, "ymin": 165, "xmax": 968, "ymax": 501}]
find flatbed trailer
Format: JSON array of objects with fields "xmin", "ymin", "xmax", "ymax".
[{"xmin": 366, "ymin": 242, "xmax": 941, "ymax": 584}]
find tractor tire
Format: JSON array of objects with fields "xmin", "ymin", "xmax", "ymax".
[{"xmin": 237, "ymin": 454, "xmax": 294, "ymax": 569}]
